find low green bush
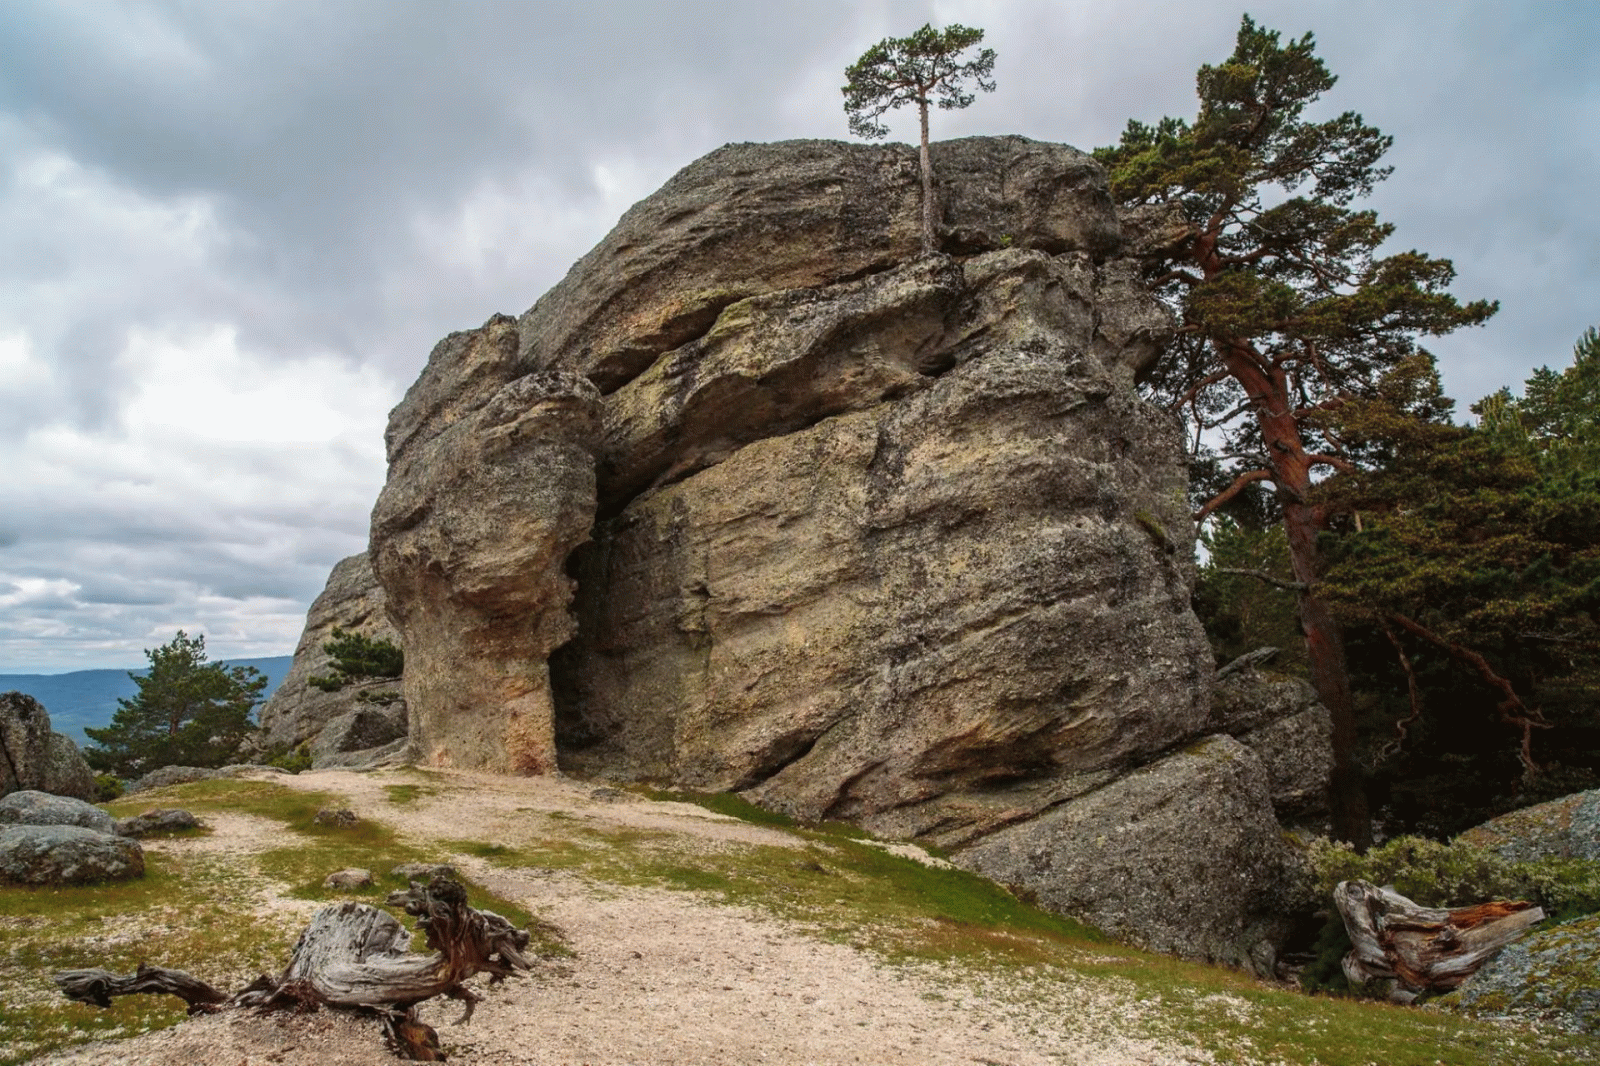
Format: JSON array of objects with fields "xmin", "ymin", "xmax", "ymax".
[
  {"xmin": 93, "ymin": 773, "xmax": 125, "ymax": 802},
  {"xmin": 1308, "ymin": 835, "xmax": 1600, "ymax": 921}
]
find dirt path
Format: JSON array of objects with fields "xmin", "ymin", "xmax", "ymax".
[{"xmin": 28, "ymin": 769, "xmax": 1213, "ymax": 1066}]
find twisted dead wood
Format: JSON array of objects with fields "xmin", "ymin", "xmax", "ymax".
[
  {"xmin": 53, "ymin": 875, "xmax": 535, "ymax": 1061},
  {"xmin": 1334, "ymin": 878, "xmax": 1544, "ymax": 1003}
]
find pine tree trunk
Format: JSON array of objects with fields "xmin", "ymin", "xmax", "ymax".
[
  {"xmin": 1283, "ymin": 499, "xmax": 1371, "ymax": 848},
  {"xmin": 917, "ymin": 98, "xmax": 934, "ymax": 254},
  {"xmin": 1214, "ymin": 337, "xmax": 1372, "ymax": 847}
]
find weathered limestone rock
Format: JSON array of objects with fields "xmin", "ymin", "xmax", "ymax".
[
  {"xmin": 351, "ymin": 136, "xmax": 1299, "ymax": 965},
  {"xmin": 0, "ymin": 790, "xmax": 116, "ymax": 835},
  {"xmin": 957, "ymin": 736, "xmax": 1309, "ymax": 974},
  {"xmin": 323, "ymin": 867, "xmax": 374, "ymax": 889},
  {"xmin": 255, "ymin": 554, "xmax": 402, "ymax": 754},
  {"xmin": 126, "ymin": 764, "xmax": 287, "ymax": 794},
  {"xmin": 371, "ymin": 321, "xmax": 603, "ymax": 774},
  {"xmin": 511, "ymin": 137, "xmax": 1123, "ymax": 395},
  {"xmin": 541, "ymin": 142, "xmax": 1204, "ymax": 847},
  {"xmin": 309, "ymin": 706, "xmax": 408, "ymax": 769},
  {"xmin": 314, "ymin": 737, "xmax": 409, "ymax": 771},
  {"xmin": 1458, "ymin": 788, "xmax": 1600, "ymax": 863},
  {"xmin": 1210, "ymin": 672, "xmax": 1333, "ymax": 819},
  {"xmin": 0, "ymin": 692, "xmax": 97, "ymax": 801},
  {"xmin": 0, "ymin": 825, "xmax": 144, "ymax": 884}
]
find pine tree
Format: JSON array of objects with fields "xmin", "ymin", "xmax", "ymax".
[
  {"xmin": 843, "ymin": 23, "xmax": 996, "ymax": 253},
  {"xmin": 1096, "ymin": 16, "xmax": 1496, "ymax": 845},
  {"xmin": 84, "ymin": 631, "xmax": 267, "ymax": 776}
]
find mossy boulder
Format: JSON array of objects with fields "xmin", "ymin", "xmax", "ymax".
[
  {"xmin": 1442, "ymin": 913, "xmax": 1600, "ymax": 1033},
  {"xmin": 1459, "ymin": 789, "xmax": 1600, "ymax": 863}
]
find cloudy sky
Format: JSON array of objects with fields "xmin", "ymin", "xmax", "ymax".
[{"xmin": 1, "ymin": 1, "xmax": 1594, "ymax": 672}]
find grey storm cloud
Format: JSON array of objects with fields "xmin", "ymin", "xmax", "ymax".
[{"xmin": 0, "ymin": 0, "xmax": 1595, "ymax": 669}]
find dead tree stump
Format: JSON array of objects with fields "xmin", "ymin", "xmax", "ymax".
[
  {"xmin": 53, "ymin": 875, "xmax": 536, "ymax": 1060},
  {"xmin": 1334, "ymin": 878, "xmax": 1545, "ymax": 1003}
]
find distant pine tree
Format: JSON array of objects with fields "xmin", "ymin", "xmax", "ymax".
[{"xmin": 84, "ymin": 631, "xmax": 267, "ymax": 776}]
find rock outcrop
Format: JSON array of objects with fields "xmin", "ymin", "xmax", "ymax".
[
  {"xmin": 344, "ymin": 136, "xmax": 1321, "ymax": 967},
  {"xmin": 255, "ymin": 554, "xmax": 402, "ymax": 755},
  {"xmin": 0, "ymin": 692, "xmax": 97, "ymax": 802},
  {"xmin": 1209, "ymin": 672, "xmax": 1333, "ymax": 822},
  {"xmin": 960, "ymin": 735, "xmax": 1309, "ymax": 971},
  {"xmin": 1446, "ymin": 912, "xmax": 1600, "ymax": 1033},
  {"xmin": 371, "ymin": 346, "xmax": 602, "ymax": 774},
  {"xmin": 1458, "ymin": 788, "xmax": 1600, "ymax": 863}
]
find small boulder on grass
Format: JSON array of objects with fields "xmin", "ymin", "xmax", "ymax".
[
  {"xmin": 116, "ymin": 809, "xmax": 201, "ymax": 838},
  {"xmin": 0, "ymin": 790, "xmax": 116, "ymax": 835},
  {"xmin": 324, "ymin": 868, "xmax": 374, "ymax": 890},
  {"xmin": 313, "ymin": 807, "xmax": 359, "ymax": 828},
  {"xmin": 0, "ymin": 825, "xmax": 144, "ymax": 885}
]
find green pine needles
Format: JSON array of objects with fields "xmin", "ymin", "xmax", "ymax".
[
  {"xmin": 84, "ymin": 631, "xmax": 267, "ymax": 777},
  {"xmin": 843, "ymin": 22, "xmax": 996, "ymax": 253}
]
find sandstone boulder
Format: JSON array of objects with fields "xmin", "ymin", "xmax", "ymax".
[
  {"xmin": 0, "ymin": 692, "xmax": 97, "ymax": 801},
  {"xmin": 0, "ymin": 825, "xmax": 144, "ymax": 885},
  {"xmin": 255, "ymin": 554, "xmax": 403, "ymax": 755},
  {"xmin": 314, "ymin": 737, "xmax": 410, "ymax": 771},
  {"xmin": 323, "ymin": 867, "xmax": 374, "ymax": 889},
  {"xmin": 127, "ymin": 764, "xmax": 287, "ymax": 794},
  {"xmin": 349, "ymin": 136, "xmax": 1308, "ymax": 966},
  {"xmin": 0, "ymin": 790, "xmax": 116, "ymax": 835},
  {"xmin": 371, "ymin": 347, "xmax": 602, "ymax": 774},
  {"xmin": 1209, "ymin": 672, "xmax": 1333, "ymax": 820},
  {"xmin": 958, "ymin": 735, "xmax": 1309, "ymax": 974}
]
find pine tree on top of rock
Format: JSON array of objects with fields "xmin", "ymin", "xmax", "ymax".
[{"xmin": 843, "ymin": 23, "xmax": 997, "ymax": 255}]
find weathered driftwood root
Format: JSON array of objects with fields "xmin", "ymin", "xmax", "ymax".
[
  {"xmin": 1334, "ymin": 878, "xmax": 1544, "ymax": 1003},
  {"xmin": 53, "ymin": 876, "xmax": 535, "ymax": 1061}
]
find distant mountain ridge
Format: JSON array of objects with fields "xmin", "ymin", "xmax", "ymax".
[{"xmin": 0, "ymin": 656, "xmax": 294, "ymax": 745}]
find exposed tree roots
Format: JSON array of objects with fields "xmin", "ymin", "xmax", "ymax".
[{"xmin": 53, "ymin": 876, "xmax": 536, "ymax": 1061}]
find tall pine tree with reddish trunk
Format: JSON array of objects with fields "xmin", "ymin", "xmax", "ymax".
[{"xmin": 1096, "ymin": 16, "xmax": 1495, "ymax": 846}]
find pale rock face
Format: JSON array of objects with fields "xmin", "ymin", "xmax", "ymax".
[
  {"xmin": 556, "ymin": 243, "xmax": 1209, "ymax": 846},
  {"xmin": 370, "ymin": 317, "xmax": 601, "ymax": 774},
  {"xmin": 958, "ymin": 735, "xmax": 1312, "ymax": 974},
  {"xmin": 255, "ymin": 553, "xmax": 402, "ymax": 754}
]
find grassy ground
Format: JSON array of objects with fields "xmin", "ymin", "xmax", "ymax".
[{"xmin": 2, "ymin": 775, "xmax": 1597, "ymax": 1065}]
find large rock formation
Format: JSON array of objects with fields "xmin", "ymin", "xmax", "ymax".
[
  {"xmin": 348, "ymin": 136, "xmax": 1321, "ymax": 967},
  {"xmin": 256, "ymin": 554, "xmax": 402, "ymax": 755},
  {"xmin": 0, "ymin": 692, "xmax": 97, "ymax": 801}
]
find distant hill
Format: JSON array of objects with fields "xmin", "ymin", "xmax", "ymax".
[{"xmin": 0, "ymin": 656, "xmax": 295, "ymax": 745}]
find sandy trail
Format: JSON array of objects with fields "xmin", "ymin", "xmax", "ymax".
[{"xmin": 26, "ymin": 768, "xmax": 1211, "ymax": 1066}]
